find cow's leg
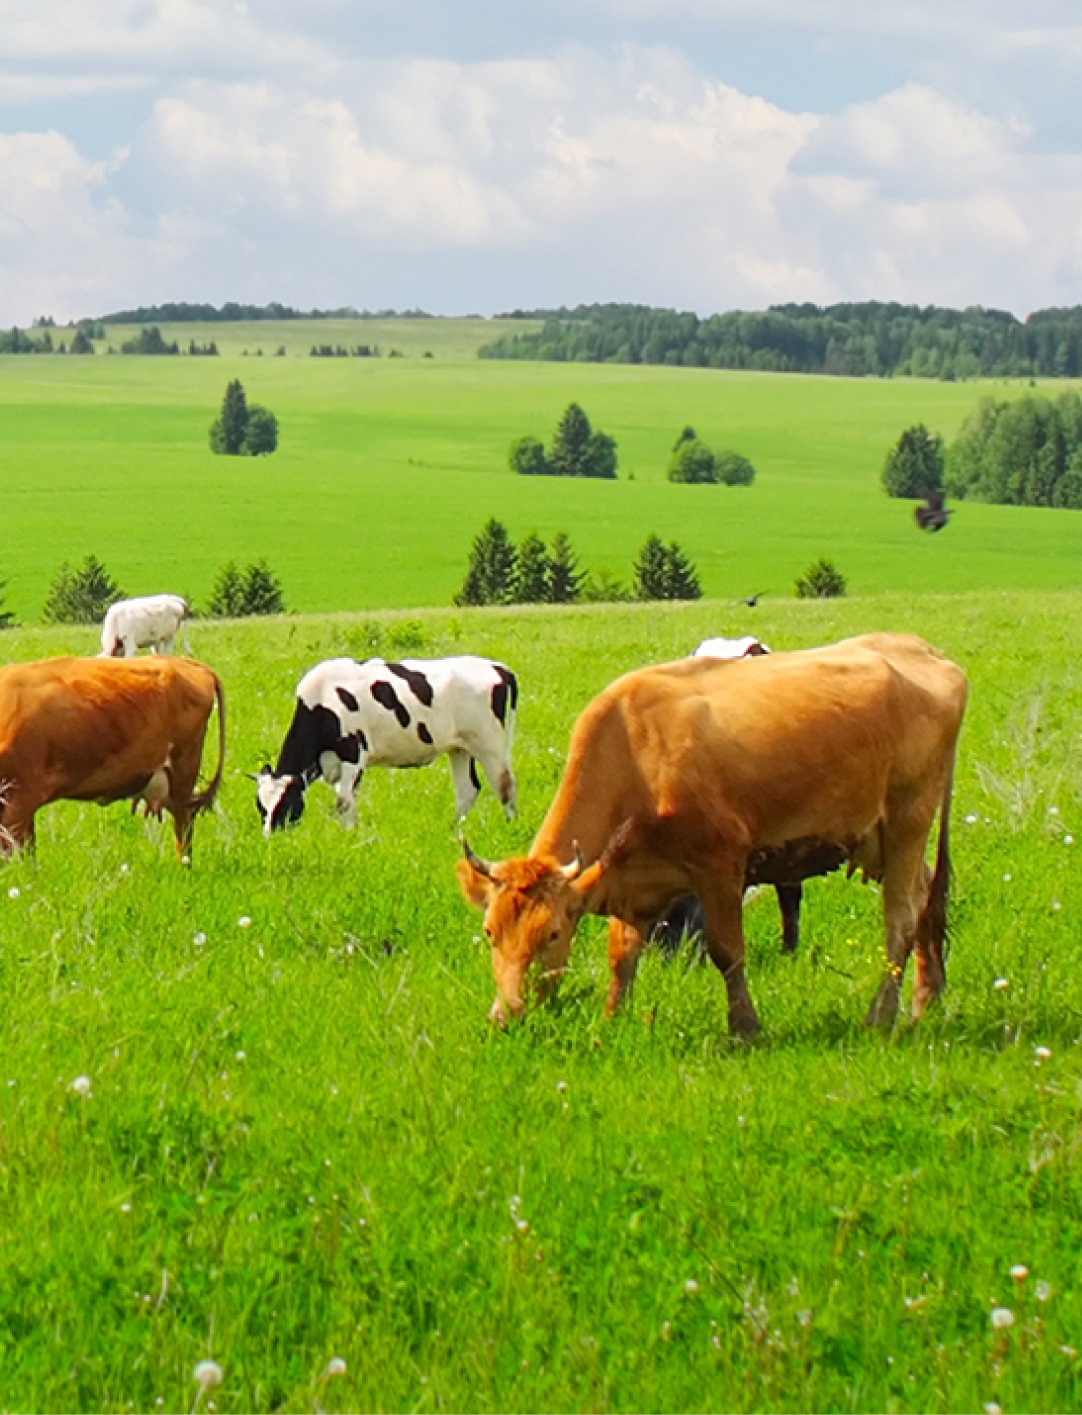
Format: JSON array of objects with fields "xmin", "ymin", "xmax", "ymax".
[
  {"xmin": 776, "ymin": 882, "xmax": 803, "ymax": 954},
  {"xmin": 911, "ymin": 859, "xmax": 946, "ymax": 1018},
  {"xmin": 448, "ymin": 749, "xmax": 481, "ymax": 819},
  {"xmin": 331, "ymin": 761, "xmax": 363, "ymax": 827},
  {"xmin": 698, "ymin": 876, "xmax": 762, "ymax": 1038},
  {"xmin": 476, "ymin": 748, "xmax": 517, "ymax": 820},
  {"xmin": 606, "ymin": 918, "xmax": 647, "ymax": 1015},
  {"xmin": 865, "ymin": 823, "xmax": 933, "ymax": 1029}
]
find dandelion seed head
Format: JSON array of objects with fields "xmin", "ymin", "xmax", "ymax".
[
  {"xmin": 1010, "ymin": 1264, "xmax": 1029, "ymax": 1281},
  {"xmin": 965, "ymin": 813, "xmax": 979, "ymax": 824},
  {"xmin": 1066, "ymin": 835, "xmax": 1075, "ymax": 846},
  {"xmin": 324, "ymin": 1357, "xmax": 347, "ymax": 1377},
  {"xmin": 990, "ymin": 1306, "xmax": 1015, "ymax": 1330},
  {"xmin": 193, "ymin": 931, "xmax": 207, "ymax": 946},
  {"xmin": 1036, "ymin": 1280, "xmax": 1052, "ymax": 1302},
  {"xmin": 684, "ymin": 1278, "xmax": 699, "ymax": 1295},
  {"xmin": 237, "ymin": 915, "xmax": 252, "ymax": 928},
  {"xmin": 7, "ymin": 886, "xmax": 19, "ymax": 899},
  {"xmin": 1035, "ymin": 1045, "xmax": 1052, "ymax": 1063},
  {"xmin": 70, "ymin": 1074, "xmax": 91, "ymax": 1097},
  {"xmin": 193, "ymin": 1359, "xmax": 223, "ymax": 1388}
]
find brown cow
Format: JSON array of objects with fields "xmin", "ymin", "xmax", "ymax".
[
  {"xmin": 0, "ymin": 656, "xmax": 226, "ymax": 857},
  {"xmin": 458, "ymin": 633, "xmax": 967, "ymax": 1035}
]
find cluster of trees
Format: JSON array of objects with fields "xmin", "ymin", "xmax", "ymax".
[
  {"xmin": 37, "ymin": 554, "xmax": 286, "ymax": 624},
  {"xmin": 454, "ymin": 520, "xmax": 701, "ymax": 605},
  {"xmin": 881, "ymin": 392, "xmax": 1082, "ymax": 509},
  {"xmin": 209, "ymin": 380, "xmax": 279, "ymax": 457},
  {"xmin": 509, "ymin": 403, "xmax": 617, "ymax": 479},
  {"xmin": 667, "ymin": 428, "xmax": 756, "ymax": 485},
  {"xmin": 945, "ymin": 391, "xmax": 1082, "ymax": 508},
  {"xmin": 483, "ymin": 302, "xmax": 1082, "ymax": 381},
  {"xmin": 0, "ymin": 323, "xmax": 101, "ymax": 354},
  {"xmin": 97, "ymin": 302, "xmax": 435, "ymax": 324}
]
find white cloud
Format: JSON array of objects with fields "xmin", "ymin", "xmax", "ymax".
[{"xmin": 1, "ymin": 25, "xmax": 1082, "ymax": 320}]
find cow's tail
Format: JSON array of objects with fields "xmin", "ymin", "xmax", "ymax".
[
  {"xmin": 915, "ymin": 758, "xmax": 955, "ymax": 981},
  {"xmin": 188, "ymin": 674, "xmax": 226, "ymax": 817}
]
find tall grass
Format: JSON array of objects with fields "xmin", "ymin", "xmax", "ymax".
[{"xmin": 0, "ymin": 593, "xmax": 1080, "ymax": 1410}]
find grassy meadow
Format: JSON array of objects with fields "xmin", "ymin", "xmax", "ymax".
[
  {"xmin": 0, "ymin": 590, "xmax": 1081, "ymax": 1413},
  {"xmin": 2, "ymin": 325, "xmax": 1082, "ymax": 1412},
  {"xmin": 2, "ymin": 318, "xmax": 1082, "ymax": 625}
]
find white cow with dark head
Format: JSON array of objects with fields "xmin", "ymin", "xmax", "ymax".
[
  {"xmin": 693, "ymin": 634, "xmax": 770, "ymax": 660},
  {"xmin": 256, "ymin": 655, "xmax": 518, "ymax": 836},
  {"xmin": 100, "ymin": 595, "xmax": 189, "ymax": 658}
]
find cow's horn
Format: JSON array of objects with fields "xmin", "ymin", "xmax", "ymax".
[
  {"xmin": 561, "ymin": 841, "xmax": 586, "ymax": 880},
  {"xmin": 461, "ymin": 837, "xmax": 495, "ymax": 878}
]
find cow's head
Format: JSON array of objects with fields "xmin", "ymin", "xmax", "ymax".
[
  {"xmin": 456, "ymin": 821, "xmax": 634, "ymax": 1024},
  {"xmin": 255, "ymin": 767, "xmax": 306, "ymax": 836}
]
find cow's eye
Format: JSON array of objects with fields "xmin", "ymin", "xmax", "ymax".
[{"xmin": 549, "ymin": 929, "xmax": 560, "ymax": 942}]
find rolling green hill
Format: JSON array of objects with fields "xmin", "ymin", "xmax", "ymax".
[{"xmin": 0, "ymin": 318, "xmax": 1079, "ymax": 622}]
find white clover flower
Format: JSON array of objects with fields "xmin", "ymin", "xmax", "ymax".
[
  {"xmin": 119, "ymin": 863, "xmax": 130, "ymax": 875},
  {"xmin": 990, "ymin": 1307, "xmax": 1015, "ymax": 1330},
  {"xmin": 324, "ymin": 1357, "xmax": 347, "ymax": 1378},
  {"xmin": 237, "ymin": 915, "xmax": 252, "ymax": 929},
  {"xmin": 984, "ymin": 1403, "xmax": 1003, "ymax": 1415},
  {"xmin": 684, "ymin": 1278, "xmax": 699, "ymax": 1295},
  {"xmin": 1002, "ymin": 873, "xmax": 1012, "ymax": 883},
  {"xmin": 965, "ymin": 813, "xmax": 979, "ymax": 825},
  {"xmin": 193, "ymin": 1360, "xmax": 223, "ymax": 1388},
  {"xmin": 556, "ymin": 1080, "xmax": 568, "ymax": 1093},
  {"xmin": 1009, "ymin": 1264, "xmax": 1029, "ymax": 1282},
  {"xmin": 7, "ymin": 886, "xmax": 19, "ymax": 899},
  {"xmin": 193, "ymin": 931, "xmax": 207, "ymax": 946},
  {"xmin": 235, "ymin": 1050, "xmax": 246, "ymax": 1062},
  {"xmin": 1066, "ymin": 835, "xmax": 1076, "ymax": 846},
  {"xmin": 70, "ymin": 1074, "xmax": 91, "ymax": 1097}
]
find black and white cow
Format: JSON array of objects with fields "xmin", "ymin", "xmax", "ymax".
[{"xmin": 255, "ymin": 655, "xmax": 518, "ymax": 835}]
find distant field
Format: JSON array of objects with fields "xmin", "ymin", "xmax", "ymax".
[{"xmin": 0, "ymin": 318, "xmax": 1079, "ymax": 620}]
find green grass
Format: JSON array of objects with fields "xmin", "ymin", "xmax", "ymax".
[
  {"xmin": 1, "ymin": 592, "xmax": 1082, "ymax": 1411},
  {"xmin": 2, "ymin": 321, "xmax": 1081, "ymax": 623}
]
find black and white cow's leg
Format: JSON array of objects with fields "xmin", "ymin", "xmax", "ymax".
[
  {"xmin": 319, "ymin": 739, "xmax": 365, "ymax": 827},
  {"xmin": 471, "ymin": 745, "xmax": 517, "ymax": 819},
  {"xmin": 448, "ymin": 748, "xmax": 482, "ymax": 819}
]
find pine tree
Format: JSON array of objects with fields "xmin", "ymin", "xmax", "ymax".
[
  {"xmin": 42, "ymin": 556, "xmax": 124, "ymax": 624},
  {"xmin": 549, "ymin": 403, "xmax": 594, "ymax": 477},
  {"xmin": 632, "ymin": 534, "xmax": 671, "ymax": 601},
  {"xmin": 241, "ymin": 559, "xmax": 286, "ymax": 614},
  {"xmin": 514, "ymin": 532, "xmax": 550, "ymax": 602},
  {"xmin": 205, "ymin": 561, "xmax": 246, "ymax": 617},
  {"xmin": 547, "ymin": 531, "xmax": 583, "ymax": 603},
  {"xmin": 454, "ymin": 518, "xmax": 518, "ymax": 606},
  {"xmin": 210, "ymin": 379, "xmax": 249, "ymax": 454},
  {"xmin": 664, "ymin": 541, "xmax": 702, "ymax": 599},
  {"xmin": 881, "ymin": 424, "xmax": 944, "ymax": 498}
]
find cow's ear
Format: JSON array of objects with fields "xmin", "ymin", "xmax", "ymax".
[{"xmin": 456, "ymin": 855, "xmax": 494, "ymax": 909}]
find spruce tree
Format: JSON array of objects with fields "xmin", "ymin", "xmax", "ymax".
[
  {"xmin": 549, "ymin": 403, "xmax": 594, "ymax": 477},
  {"xmin": 632, "ymin": 534, "xmax": 671, "ymax": 601},
  {"xmin": 514, "ymin": 532, "xmax": 550, "ymax": 603},
  {"xmin": 42, "ymin": 556, "xmax": 124, "ymax": 624},
  {"xmin": 547, "ymin": 531, "xmax": 583, "ymax": 603},
  {"xmin": 454, "ymin": 518, "xmax": 518, "ymax": 606}
]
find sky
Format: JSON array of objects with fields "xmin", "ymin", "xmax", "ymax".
[{"xmin": 2, "ymin": 0, "xmax": 1082, "ymax": 325}]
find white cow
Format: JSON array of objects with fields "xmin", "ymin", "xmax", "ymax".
[
  {"xmin": 100, "ymin": 595, "xmax": 189, "ymax": 658},
  {"xmin": 693, "ymin": 634, "xmax": 770, "ymax": 659},
  {"xmin": 255, "ymin": 655, "xmax": 518, "ymax": 835}
]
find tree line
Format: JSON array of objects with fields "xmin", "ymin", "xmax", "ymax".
[
  {"xmin": 881, "ymin": 390, "xmax": 1082, "ymax": 509},
  {"xmin": 454, "ymin": 521, "xmax": 702, "ymax": 605},
  {"xmin": 481, "ymin": 301, "xmax": 1082, "ymax": 380}
]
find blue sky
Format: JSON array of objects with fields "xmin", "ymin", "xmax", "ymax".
[{"xmin": 2, "ymin": 0, "xmax": 1081, "ymax": 323}]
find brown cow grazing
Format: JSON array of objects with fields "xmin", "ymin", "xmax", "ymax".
[
  {"xmin": 0, "ymin": 656, "xmax": 225, "ymax": 857},
  {"xmin": 458, "ymin": 633, "xmax": 967, "ymax": 1036}
]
